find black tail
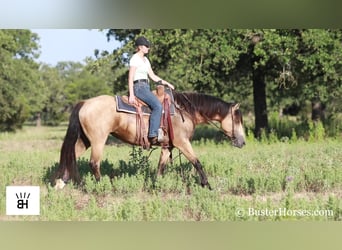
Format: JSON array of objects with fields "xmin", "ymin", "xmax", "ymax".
[{"xmin": 53, "ymin": 101, "xmax": 86, "ymax": 184}]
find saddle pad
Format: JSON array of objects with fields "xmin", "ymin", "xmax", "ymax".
[
  {"xmin": 116, "ymin": 96, "xmax": 151, "ymax": 115},
  {"xmin": 115, "ymin": 89, "xmax": 175, "ymax": 115}
]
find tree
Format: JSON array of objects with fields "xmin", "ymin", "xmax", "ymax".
[
  {"xmin": 64, "ymin": 62, "xmax": 113, "ymax": 105},
  {"xmin": 38, "ymin": 64, "xmax": 67, "ymax": 125},
  {"xmin": 232, "ymin": 29, "xmax": 342, "ymax": 136},
  {"xmin": 38, "ymin": 61, "xmax": 113, "ymax": 126},
  {"xmin": 233, "ymin": 29, "xmax": 301, "ymax": 136},
  {"xmin": 0, "ymin": 30, "xmax": 41, "ymax": 131},
  {"xmin": 295, "ymin": 29, "xmax": 342, "ymax": 122}
]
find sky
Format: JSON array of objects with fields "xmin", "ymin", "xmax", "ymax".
[{"xmin": 31, "ymin": 29, "xmax": 120, "ymax": 66}]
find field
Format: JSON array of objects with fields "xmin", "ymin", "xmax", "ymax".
[{"xmin": 0, "ymin": 125, "xmax": 341, "ymax": 221}]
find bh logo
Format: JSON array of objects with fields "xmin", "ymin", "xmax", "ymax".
[
  {"xmin": 16, "ymin": 192, "xmax": 30, "ymax": 209},
  {"xmin": 6, "ymin": 186, "xmax": 40, "ymax": 215}
]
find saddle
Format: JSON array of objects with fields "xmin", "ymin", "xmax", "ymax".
[{"xmin": 116, "ymin": 87, "xmax": 174, "ymax": 149}]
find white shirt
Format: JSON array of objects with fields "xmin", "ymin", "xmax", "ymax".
[{"xmin": 129, "ymin": 53, "xmax": 151, "ymax": 81}]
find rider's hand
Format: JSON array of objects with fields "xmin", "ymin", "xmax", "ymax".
[
  {"xmin": 161, "ymin": 80, "xmax": 174, "ymax": 90},
  {"xmin": 167, "ymin": 83, "xmax": 175, "ymax": 90},
  {"xmin": 129, "ymin": 95, "xmax": 136, "ymax": 104}
]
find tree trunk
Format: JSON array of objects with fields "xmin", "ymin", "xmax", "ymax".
[
  {"xmin": 252, "ymin": 67, "xmax": 268, "ymax": 138},
  {"xmin": 36, "ymin": 112, "xmax": 41, "ymax": 127},
  {"xmin": 311, "ymin": 98, "xmax": 325, "ymax": 122}
]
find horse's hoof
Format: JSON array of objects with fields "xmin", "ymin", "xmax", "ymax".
[
  {"xmin": 54, "ymin": 178, "xmax": 66, "ymax": 190},
  {"xmin": 201, "ymin": 182, "xmax": 212, "ymax": 190}
]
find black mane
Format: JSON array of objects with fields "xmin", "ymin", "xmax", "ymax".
[{"xmin": 173, "ymin": 91, "xmax": 233, "ymax": 119}]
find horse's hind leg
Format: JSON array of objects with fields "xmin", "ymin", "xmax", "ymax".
[
  {"xmin": 56, "ymin": 138, "xmax": 87, "ymax": 187},
  {"xmin": 75, "ymin": 137, "xmax": 88, "ymax": 158},
  {"xmin": 157, "ymin": 147, "xmax": 172, "ymax": 176},
  {"xmin": 89, "ymin": 142, "xmax": 105, "ymax": 181},
  {"xmin": 54, "ymin": 138, "xmax": 88, "ymax": 190}
]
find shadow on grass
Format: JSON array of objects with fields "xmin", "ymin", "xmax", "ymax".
[
  {"xmin": 43, "ymin": 157, "xmax": 158, "ymax": 187},
  {"xmin": 44, "ymin": 158, "xmax": 117, "ymax": 185},
  {"xmin": 44, "ymin": 158, "xmax": 199, "ymax": 193}
]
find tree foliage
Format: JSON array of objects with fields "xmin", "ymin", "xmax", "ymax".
[
  {"xmin": 0, "ymin": 30, "xmax": 41, "ymax": 131},
  {"xmin": 38, "ymin": 61, "xmax": 113, "ymax": 126}
]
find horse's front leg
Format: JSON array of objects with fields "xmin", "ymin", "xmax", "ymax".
[
  {"xmin": 174, "ymin": 140, "xmax": 212, "ymax": 190},
  {"xmin": 157, "ymin": 147, "xmax": 173, "ymax": 176},
  {"xmin": 191, "ymin": 159, "xmax": 211, "ymax": 190}
]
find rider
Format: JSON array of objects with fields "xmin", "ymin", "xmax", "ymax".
[{"xmin": 128, "ymin": 36, "xmax": 175, "ymax": 145}]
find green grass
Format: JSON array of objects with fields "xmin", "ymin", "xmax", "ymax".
[{"xmin": 0, "ymin": 125, "xmax": 341, "ymax": 221}]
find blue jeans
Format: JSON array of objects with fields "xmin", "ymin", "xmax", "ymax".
[{"xmin": 134, "ymin": 82, "xmax": 162, "ymax": 138}]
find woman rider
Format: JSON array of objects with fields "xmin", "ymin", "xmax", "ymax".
[{"xmin": 128, "ymin": 36, "xmax": 175, "ymax": 145}]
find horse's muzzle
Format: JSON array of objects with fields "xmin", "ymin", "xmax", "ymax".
[{"xmin": 232, "ymin": 136, "xmax": 246, "ymax": 148}]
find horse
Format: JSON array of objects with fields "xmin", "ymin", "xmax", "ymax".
[{"xmin": 52, "ymin": 91, "xmax": 246, "ymax": 190}]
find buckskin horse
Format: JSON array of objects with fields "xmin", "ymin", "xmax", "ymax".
[{"xmin": 53, "ymin": 91, "xmax": 245, "ymax": 190}]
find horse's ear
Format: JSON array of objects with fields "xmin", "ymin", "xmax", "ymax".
[{"xmin": 233, "ymin": 103, "xmax": 240, "ymax": 110}]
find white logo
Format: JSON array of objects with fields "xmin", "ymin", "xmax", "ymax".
[{"xmin": 6, "ymin": 186, "xmax": 40, "ymax": 215}]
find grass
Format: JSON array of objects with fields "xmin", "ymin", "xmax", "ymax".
[{"xmin": 0, "ymin": 125, "xmax": 341, "ymax": 221}]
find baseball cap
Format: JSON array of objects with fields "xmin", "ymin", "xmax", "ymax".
[{"xmin": 135, "ymin": 36, "xmax": 150, "ymax": 48}]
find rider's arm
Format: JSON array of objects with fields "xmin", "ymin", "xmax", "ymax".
[
  {"xmin": 148, "ymin": 68, "xmax": 175, "ymax": 90},
  {"xmin": 128, "ymin": 66, "xmax": 137, "ymax": 104}
]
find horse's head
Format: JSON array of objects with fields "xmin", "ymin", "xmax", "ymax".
[{"xmin": 221, "ymin": 103, "xmax": 246, "ymax": 148}]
